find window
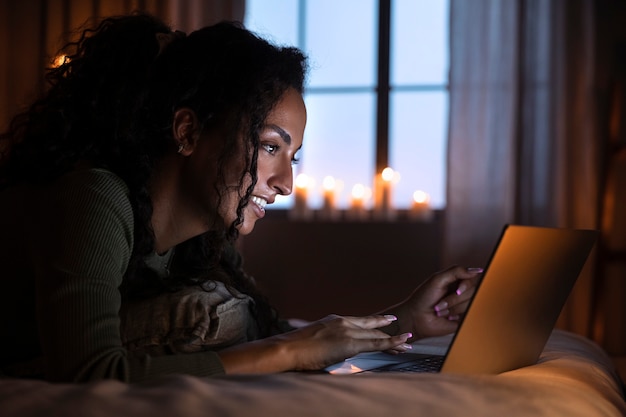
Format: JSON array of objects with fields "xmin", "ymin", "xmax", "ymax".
[{"xmin": 245, "ymin": 0, "xmax": 449, "ymax": 210}]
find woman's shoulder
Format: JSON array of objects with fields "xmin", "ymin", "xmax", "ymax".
[
  {"xmin": 43, "ymin": 167, "xmax": 135, "ymax": 236},
  {"xmin": 53, "ymin": 167, "xmax": 130, "ymax": 197}
]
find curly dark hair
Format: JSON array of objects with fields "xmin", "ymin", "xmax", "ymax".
[{"xmin": 0, "ymin": 13, "xmax": 308, "ymax": 336}]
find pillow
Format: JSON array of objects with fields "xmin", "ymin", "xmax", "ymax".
[{"xmin": 120, "ymin": 281, "xmax": 259, "ymax": 356}]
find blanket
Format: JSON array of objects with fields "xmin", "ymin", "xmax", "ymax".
[{"xmin": 0, "ymin": 330, "xmax": 623, "ymax": 417}]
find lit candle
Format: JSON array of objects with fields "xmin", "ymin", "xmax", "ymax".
[
  {"xmin": 318, "ymin": 175, "xmax": 340, "ymax": 220},
  {"xmin": 374, "ymin": 167, "xmax": 397, "ymax": 220},
  {"xmin": 322, "ymin": 176, "xmax": 336, "ymax": 209},
  {"xmin": 381, "ymin": 167, "xmax": 394, "ymax": 212},
  {"xmin": 289, "ymin": 173, "xmax": 314, "ymax": 220},
  {"xmin": 410, "ymin": 190, "xmax": 434, "ymax": 221},
  {"xmin": 347, "ymin": 183, "xmax": 370, "ymax": 221}
]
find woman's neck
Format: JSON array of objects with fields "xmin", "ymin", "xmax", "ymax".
[{"xmin": 149, "ymin": 158, "xmax": 210, "ymax": 254}]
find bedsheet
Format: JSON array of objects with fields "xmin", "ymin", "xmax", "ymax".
[{"xmin": 0, "ymin": 330, "xmax": 624, "ymax": 417}]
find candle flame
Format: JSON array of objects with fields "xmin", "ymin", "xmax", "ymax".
[
  {"xmin": 381, "ymin": 167, "xmax": 394, "ymax": 182},
  {"xmin": 295, "ymin": 173, "xmax": 310, "ymax": 189},
  {"xmin": 413, "ymin": 190, "xmax": 430, "ymax": 204},
  {"xmin": 322, "ymin": 176, "xmax": 336, "ymax": 191},
  {"xmin": 352, "ymin": 183, "xmax": 366, "ymax": 199}
]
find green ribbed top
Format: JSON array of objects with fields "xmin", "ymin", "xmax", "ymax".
[{"xmin": 0, "ymin": 168, "xmax": 225, "ymax": 383}]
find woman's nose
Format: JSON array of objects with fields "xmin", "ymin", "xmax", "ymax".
[{"xmin": 269, "ymin": 162, "xmax": 293, "ymax": 196}]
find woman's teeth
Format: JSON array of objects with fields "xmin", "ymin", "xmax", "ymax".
[{"xmin": 251, "ymin": 196, "xmax": 267, "ymax": 210}]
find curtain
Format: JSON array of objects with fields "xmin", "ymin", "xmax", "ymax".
[
  {"xmin": 444, "ymin": 0, "xmax": 600, "ymax": 339},
  {"xmin": 169, "ymin": 0, "xmax": 245, "ymax": 33},
  {"xmin": 0, "ymin": 0, "xmax": 245, "ymax": 132}
]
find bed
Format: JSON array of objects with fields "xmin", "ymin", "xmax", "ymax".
[{"xmin": 0, "ymin": 329, "xmax": 624, "ymax": 417}]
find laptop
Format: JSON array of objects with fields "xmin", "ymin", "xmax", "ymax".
[{"xmin": 326, "ymin": 224, "xmax": 599, "ymax": 375}]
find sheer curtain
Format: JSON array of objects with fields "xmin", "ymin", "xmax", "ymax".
[
  {"xmin": 169, "ymin": 0, "xmax": 244, "ymax": 32},
  {"xmin": 444, "ymin": 0, "xmax": 600, "ymax": 337}
]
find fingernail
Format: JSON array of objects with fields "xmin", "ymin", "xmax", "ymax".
[
  {"xmin": 401, "ymin": 343, "xmax": 413, "ymax": 350},
  {"xmin": 456, "ymin": 283, "xmax": 467, "ymax": 296},
  {"xmin": 401, "ymin": 332, "xmax": 413, "ymax": 339},
  {"xmin": 384, "ymin": 314, "xmax": 398, "ymax": 322},
  {"xmin": 467, "ymin": 267, "xmax": 484, "ymax": 273},
  {"xmin": 434, "ymin": 301, "xmax": 448, "ymax": 312},
  {"xmin": 448, "ymin": 315, "xmax": 460, "ymax": 321}
]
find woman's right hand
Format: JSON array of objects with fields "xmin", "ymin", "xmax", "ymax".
[{"xmin": 217, "ymin": 314, "xmax": 411, "ymax": 374}]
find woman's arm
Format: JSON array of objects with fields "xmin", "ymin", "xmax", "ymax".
[
  {"xmin": 217, "ymin": 314, "xmax": 410, "ymax": 373},
  {"xmin": 32, "ymin": 170, "xmax": 225, "ymax": 382}
]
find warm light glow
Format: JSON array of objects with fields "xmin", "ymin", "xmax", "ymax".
[
  {"xmin": 413, "ymin": 190, "xmax": 430, "ymax": 204},
  {"xmin": 348, "ymin": 183, "xmax": 371, "ymax": 219},
  {"xmin": 295, "ymin": 173, "xmax": 311, "ymax": 189},
  {"xmin": 410, "ymin": 189, "xmax": 433, "ymax": 221},
  {"xmin": 290, "ymin": 173, "xmax": 313, "ymax": 220},
  {"xmin": 52, "ymin": 54, "xmax": 69, "ymax": 68},
  {"xmin": 381, "ymin": 167, "xmax": 395, "ymax": 182},
  {"xmin": 351, "ymin": 183, "xmax": 366, "ymax": 199},
  {"xmin": 322, "ymin": 175, "xmax": 336, "ymax": 191}
]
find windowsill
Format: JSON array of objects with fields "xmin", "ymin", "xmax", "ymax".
[{"xmin": 258, "ymin": 208, "xmax": 444, "ymax": 223}]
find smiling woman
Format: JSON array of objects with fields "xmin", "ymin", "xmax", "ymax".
[
  {"xmin": 0, "ymin": 12, "xmax": 480, "ymax": 384},
  {"xmin": 234, "ymin": 88, "xmax": 307, "ymax": 234}
]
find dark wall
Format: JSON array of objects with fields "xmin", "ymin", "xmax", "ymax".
[{"xmin": 237, "ymin": 210, "xmax": 445, "ymax": 320}]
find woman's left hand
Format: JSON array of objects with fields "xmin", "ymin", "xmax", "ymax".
[{"xmin": 381, "ymin": 265, "xmax": 483, "ymax": 348}]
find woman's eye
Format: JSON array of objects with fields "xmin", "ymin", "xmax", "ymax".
[{"xmin": 262, "ymin": 144, "xmax": 278, "ymax": 154}]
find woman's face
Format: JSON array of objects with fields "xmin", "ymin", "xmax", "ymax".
[{"xmin": 221, "ymin": 87, "xmax": 307, "ymax": 235}]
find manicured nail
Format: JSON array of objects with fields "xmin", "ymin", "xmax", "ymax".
[
  {"xmin": 448, "ymin": 315, "xmax": 460, "ymax": 321},
  {"xmin": 384, "ymin": 314, "xmax": 398, "ymax": 322},
  {"xmin": 456, "ymin": 283, "xmax": 467, "ymax": 296},
  {"xmin": 434, "ymin": 301, "xmax": 448, "ymax": 312},
  {"xmin": 401, "ymin": 332, "xmax": 413, "ymax": 339},
  {"xmin": 467, "ymin": 267, "xmax": 484, "ymax": 273},
  {"xmin": 401, "ymin": 343, "xmax": 413, "ymax": 350}
]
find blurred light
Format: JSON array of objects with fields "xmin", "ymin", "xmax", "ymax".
[
  {"xmin": 413, "ymin": 190, "xmax": 430, "ymax": 204},
  {"xmin": 322, "ymin": 175, "xmax": 336, "ymax": 191},
  {"xmin": 382, "ymin": 167, "xmax": 394, "ymax": 182},
  {"xmin": 52, "ymin": 54, "xmax": 69, "ymax": 68}
]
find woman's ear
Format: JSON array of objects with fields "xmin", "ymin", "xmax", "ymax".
[{"xmin": 172, "ymin": 108, "xmax": 199, "ymax": 156}]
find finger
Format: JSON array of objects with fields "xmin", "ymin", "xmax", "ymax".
[
  {"xmin": 385, "ymin": 343, "xmax": 413, "ymax": 355},
  {"xmin": 344, "ymin": 328, "xmax": 394, "ymax": 340},
  {"xmin": 432, "ymin": 268, "xmax": 482, "ymax": 312},
  {"xmin": 435, "ymin": 302, "xmax": 450, "ymax": 317},
  {"xmin": 434, "ymin": 281, "xmax": 477, "ymax": 313},
  {"xmin": 433, "ymin": 266, "xmax": 483, "ymax": 290},
  {"xmin": 448, "ymin": 299, "xmax": 471, "ymax": 316},
  {"xmin": 359, "ymin": 333, "xmax": 412, "ymax": 353},
  {"xmin": 341, "ymin": 314, "xmax": 399, "ymax": 329},
  {"xmin": 455, "ymin": 272, "xmax": 482, "ymax": 296}
]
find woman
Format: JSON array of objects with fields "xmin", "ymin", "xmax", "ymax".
[{"xmin": 0, "ymin": 13, "xmax": 481, "ymax": 383}]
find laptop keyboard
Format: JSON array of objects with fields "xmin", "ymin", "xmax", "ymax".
[{"xmin": 369, "ymin": 355, "xmax": 444, "ymax": 373}]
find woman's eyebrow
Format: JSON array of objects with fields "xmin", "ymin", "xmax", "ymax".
[{"xmin": 266, "ymin": 124, "xmax": 291, "ymax": 145}]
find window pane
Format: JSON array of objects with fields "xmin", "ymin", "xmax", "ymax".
[
  {"xmin": 390, "ymin": 91, "xmax": 447, "ymax": 209},
  {"xmin": 305, "ymin": 0, "xmax": 377, "ymax": 88},
  {"xmin": 245, "ymin": 0, "xmax": 450, "ymax": 211},
  {"xmin": 244, "ymin": 0, "xmax": 299, "ymax": 46},
  {"xmin": 299, "ymin": 93, "xmax": 376, "ymax": 209},
  {"xmin": 391, "ymin": 0, "xmax": 449, "ymax": 85}
]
